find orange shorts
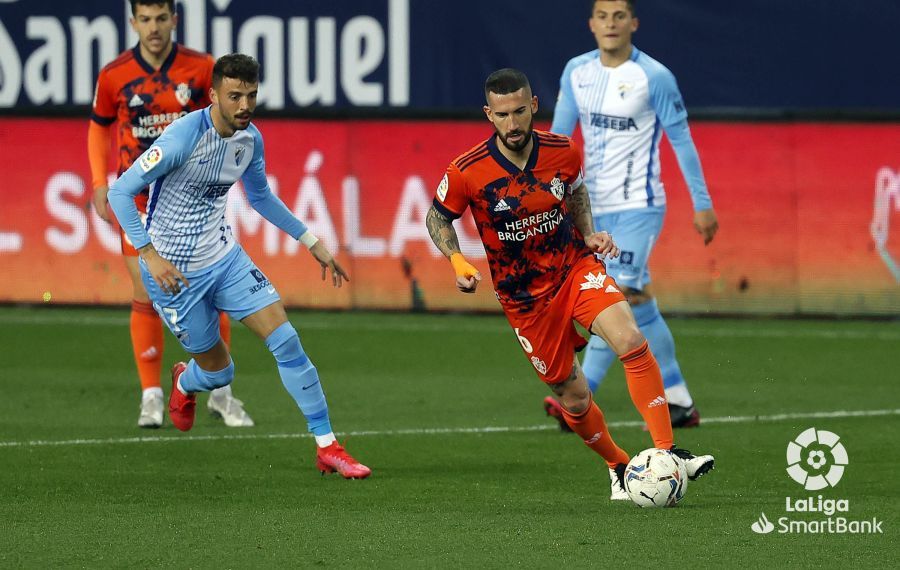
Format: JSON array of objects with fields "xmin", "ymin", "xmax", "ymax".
[
  {"xmin": 504, "ymin": 255, "xmax": 626, "ymax": 384},
  {"xmin": 119, "ymin": 193, "xmax": 149, "ymax": 257}
]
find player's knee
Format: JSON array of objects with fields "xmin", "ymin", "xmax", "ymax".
[
  {"xmin": 617, "ymin": 326, "xmax": 646, "ymax": 355},
  {"xmin": 265, "ymin": 321, "xmax": 310, "ymax": 366},
  {"xmin": 558, "ymin": 368, "xmax": 592, "ymax": 413},
  {"xmin": 561, "ymin": 391, "xmax": 591, "ymax": 415}
]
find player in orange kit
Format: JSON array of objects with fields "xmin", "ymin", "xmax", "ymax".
[
  {"xmin": 425, "ymin": 68, "xmax": 714, "ymax": 500},
  {"xmin": 88, "ymin": 0, "xmax": 253, "ymax": 428}
]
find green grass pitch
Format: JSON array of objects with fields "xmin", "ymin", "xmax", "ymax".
[{"xmin": 0, "ymin": 307, "xmax": 897, "ymax": 567}]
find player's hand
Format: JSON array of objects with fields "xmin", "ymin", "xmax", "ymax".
[
  {"xmin": 93, "ymin": 186, "xmax": 111, "ymax": 223},
  {"xmin": 141, "ymin": 248, "xmax": 188, "ymax": 295},
  {"xmin": 309, "ymin": 241, "xmax": 350, "ymax": 288},
  {"xmin": 585, "ymin": 231, "xmax": 619, "ymax": 259},
  {"xmin": 694, "ymin": 208, "xmax": 719, "ymax": 245},
  {"xmin": 450, "ymin": 253, "xmax": 482, "ymax": 294}
]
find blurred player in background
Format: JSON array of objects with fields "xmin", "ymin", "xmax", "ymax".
[
  {"xmin": 426, "ymin": 69, "xmax": 712, "ymax": 500},
  {"xmin": 89, "ymin": 0, "xmax": 252, "ymax": 428},
  {"xmin": 548, "ymin": 0, "xmax": 719, "ymax": 429},
  {"xmin": 107, "ymin": 53, "xmax": 370, "ymax": 478}
]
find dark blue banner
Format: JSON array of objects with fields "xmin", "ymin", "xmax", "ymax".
[{"xmin": 0, "ymin": 0, "xmax": 898, "ymax": 111}]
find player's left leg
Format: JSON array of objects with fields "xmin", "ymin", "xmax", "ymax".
[{"xmin": 217, "ymin": 247, "xmax": 369, "ymax": 478}]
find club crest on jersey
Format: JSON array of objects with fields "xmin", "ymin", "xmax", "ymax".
[
  {"xmin": 138, "ymin": 146, "xmax": 163, "ymax": 172},
  {"xmin": 436, "ymin": 174, "xmax": 449, "ymax": 201},
  {"xmin": 175, "ymin": 83, "xmax": 191, "ymax": 106},
  {"xmin": 234, "ymin": 146, "xmax": 246, "ymax": 165},
  {"xmin": 550, "ymin": 177, "xmax": 565, "ymax": 200},
  {"xmin": 618, "ymin": 81, "xmax": 634, "ymax": 99},
  {"xmin": 530, "ymin": 356, "xmax": 547, "ymax": 375}
]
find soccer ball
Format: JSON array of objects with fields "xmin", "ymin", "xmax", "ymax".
[{"xmin": 623, "ymin": 448, "xmax": 688, "ymax": 508}]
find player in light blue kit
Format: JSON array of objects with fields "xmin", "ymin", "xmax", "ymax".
[
  {"xmin": 108, "ymin": 54, "xmax": 371, "ymax": 478},
  {"xmin": 547, "ymin": 0, "xmax": 719, "ymax": 428}
]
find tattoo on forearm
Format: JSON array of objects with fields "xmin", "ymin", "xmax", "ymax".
[
  {"xmin": 565, "ymin": 183, "xmax": 595, "ymax": 237},
  {"xmin": 426, "ymin": 206, "xmax": 462, "ymax": 258}
]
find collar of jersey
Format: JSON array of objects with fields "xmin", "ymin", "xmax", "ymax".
[
  {"xmin": 487, "ymin": 132, "xmax": 540, "ymax": 175},
  {"xmin": 132, "ymin": 42, "xmax": 179, "ymax": 75}
]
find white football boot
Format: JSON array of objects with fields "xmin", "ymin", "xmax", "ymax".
[
  {"xmin": 138, "ymin": 389, "xmax": 164, "ymax": 429},
  {"xmin": 671, "ymin": 447, "xmax": 715, "ymax": 480},
  {"xmin": 208, "ymin": 385, "xmax": 255, "ymax": 427},
  {"xmin": 609, "ymin": 465, "xmax": 629, "ymax": 501}
]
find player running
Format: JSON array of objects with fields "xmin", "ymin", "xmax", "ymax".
[
  {"xmin": 546, "ymin": 0, "xmax": 719, "ymax": 429},
  {"xmin": 89, "ymin": 0, "xmax": 252, "ymax": 428},
  {"xmin": 107, "ymin": 53, "xmax": 370, "ymax": 479},
  {"xmin": 426, "ymin": 68, "xmax": 713, "ymax": 500}
]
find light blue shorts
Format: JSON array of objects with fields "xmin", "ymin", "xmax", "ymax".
[
  {"xmin": 593, "ymin": 206, "xmax": 666, "ymax": 291},
  {"xmin": 141, "ymin": 245, "xmax": 281, "ymax": 353}
]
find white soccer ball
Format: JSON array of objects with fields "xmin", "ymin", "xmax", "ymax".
[{"xmin": 623, "ymin": 448, "xmax": 688, "ymax": 508}]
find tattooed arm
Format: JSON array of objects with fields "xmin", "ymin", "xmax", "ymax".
[
  {"xmin": 425, "ymin": 205, "xmax": 482, "ymax": 293},
  {"xmin": 565, "ymin": 182, "xmax": 595, "ymax": 238},
  {"xmin": 426, "ymin": 206, "xmax": 462, "ymax": 258},
  {"xmin": 565, "ymin": 183, "xmax": 620, "ymax": 259}
]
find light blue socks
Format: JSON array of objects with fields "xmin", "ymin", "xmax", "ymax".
[{"xmin": 265, "ymin": 322, "xmax": 333, "ymax": 436}]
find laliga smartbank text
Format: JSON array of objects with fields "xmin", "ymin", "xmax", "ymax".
[{"xmin": 778, "ymin": 496, "xmax": 882, "ymax": 534}]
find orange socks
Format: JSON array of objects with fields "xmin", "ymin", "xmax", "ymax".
[
  {"xmin": 218, "ymin": 311, "xmax": 231, "ymax": 348},
  {"xmin": 130, "ymin": 300, "xmax": 163, "ymax": 390},
  {"xmin": 561, "ymin": 400, "xmax": 630, "ymax": 469},
  {"xmin": 621, "ymin": 341, "xmax": 674, "ymax": 449}
]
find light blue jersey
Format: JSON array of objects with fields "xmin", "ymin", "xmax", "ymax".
[
  {"xmin": 551, "ymin": 47, "xmax": 711, "ymax": 215},
  {"xmin": 109, "ymin": 106, "xmax": 306, "ymax": 272}
]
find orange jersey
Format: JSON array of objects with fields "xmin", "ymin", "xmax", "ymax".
[
  {"xmin": 91, "ymin": 43, "xmax": 214, "ymax": 179},
  {"xmin": 434, "ymin": 130, "xmax": 592, "ymax": 314}
]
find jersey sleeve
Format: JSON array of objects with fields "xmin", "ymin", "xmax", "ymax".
[
  {"xmin": 564, "ymin": 141, "xmax": 585, "ymax": 195},
  {"xmin": 431, "ymin": 162, "xmax": 468, "ymax": 220},
  {"xmin": 647, "ymin": 65, "xmax": 689, "ymax": 129},
  {"xmin": 665, "ymin": 119, "xmax": 712, "ymax": 212},
  {"xmin": 241, "ymin": 128, "xmax": 307, "ymax": 239},
  {"xmin": 550, "ymin": 59, "xmax": 580, "ymax": 136},
  {"xmin": 129, "ymin": 117, "xmax": 195, "ymax": 184},
  {"xmin": 90, "ymin": 68, "xmax": 117, "ymax": 126}
]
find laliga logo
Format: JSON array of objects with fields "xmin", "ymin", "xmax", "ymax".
[{"xmin": 786, "ymin": 428, "xmax": 848, "ymax": 490}]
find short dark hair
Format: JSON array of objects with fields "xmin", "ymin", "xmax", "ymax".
[
  {"xmin": 589, "ymin": 0, "xmax": 635, "ymax": 16},
  {"xmin": 484, "ymin": 68, "xmax": 531, "ymax": 102},
  {"xmin": 130, "ymin": 0, "xmax": 175, "ymax": 16},
  {"xmin": 212, "ymin": 54, "xmax": 260, "ymax": 87}
]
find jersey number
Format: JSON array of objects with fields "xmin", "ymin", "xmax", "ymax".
[{"xmin": 514, "ymin": 328, "xmax": 533, "ymax": 353}]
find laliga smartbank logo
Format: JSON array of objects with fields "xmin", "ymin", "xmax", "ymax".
[
  {"xmin": 751, "ymin": 428, "xmax": 883, "ymax": 535},
  {"xmin": 786, "ymin": 427, "xmax": 848, "ymax": 490}
]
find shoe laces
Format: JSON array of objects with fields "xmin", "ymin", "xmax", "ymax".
[
  {"xmin": 614, "ymin": 463, "xmax": 627, "ymax": 488},
  {"xmin": 670, "ymin": 447, "xmax": 694, "ymax": 460},
  {"xmin": 323, "ymin": 442, "xmax": 359, "ymax": 463}
]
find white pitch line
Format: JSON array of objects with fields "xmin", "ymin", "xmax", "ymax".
[
  {"xmin": 1, "ymin": 408, "xmax": 897, "ymax": 450},
  {"xmin": 0, "ymin": 312, "xmax": 897, "ymax": 340}
]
